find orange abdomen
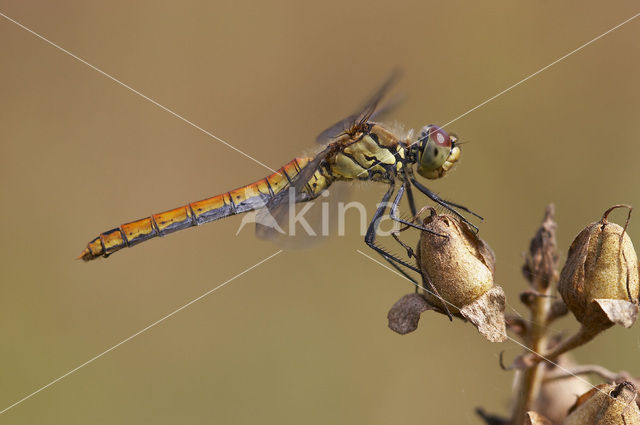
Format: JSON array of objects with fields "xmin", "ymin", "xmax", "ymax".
[{"xmin": 79, "ymin": 157, "xmax": 311, "ymax": 261}]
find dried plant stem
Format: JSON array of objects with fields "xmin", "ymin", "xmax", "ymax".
[
  {"xmin": 540, "ymin": 325, "xmax": 600, "ymax": 361},
  {"xmin": 511, "ymin": 283, "xmax": 553, "ymax": 425},
  {"xmin": 511, "ymin": 205, "xmax": 559, "ymax": 425}
]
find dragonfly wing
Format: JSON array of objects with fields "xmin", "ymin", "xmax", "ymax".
[
  {"xmin": 255, "ymin": 146, "xmax": 334, "ymax": 247},
  {"xmin": 255, "ymin": 182, "xmax": 351, "ymax": 249},
  {"xmin": 315, "ymin": 70, "xmax": 403, "ymax": 144},
  {"xmin": 315, "ymin": 112, "xmax": 360, "ymax": 145}
]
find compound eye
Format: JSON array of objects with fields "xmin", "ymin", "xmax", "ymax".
[
  {"xmin": 428, "ymin": 125, "xmax": 451, "ymax": 148},
  {"xmin": 418, "ymin": 125, "xmax": 452, "ymax": 175}
]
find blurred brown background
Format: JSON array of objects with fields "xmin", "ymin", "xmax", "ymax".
[{"xmin": 1, "ymin": 1, "xmax": 639, "ymax": 424}]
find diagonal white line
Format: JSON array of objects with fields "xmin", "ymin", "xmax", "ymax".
[
  {"xmin": 354, "ymin": 11, "xmax": 640, "ymax": 409},
  {"xmin": 439, "ymin": 11, "xmax": 640, "ymax": 129},
  {"xmin": 1, "ymin": 5, "xmax": 637, "ymax": 418},
  {"xmin": 355, "ymin": 250, "xmax": 617, "ymax": 404},
  {"xmin": 0, "ymin": 11, "xmax": 278, "ymax": 174},
  {"xmin": 354, "ymin": 10, "xmax": 640, "ymax": 180},
  {"xmin": 0, "ymin": 250, "xmax": 283, "ymax": 416}
]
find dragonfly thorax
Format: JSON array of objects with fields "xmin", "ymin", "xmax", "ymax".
[{"xmin": 415, "ymin": 124, "xmax": 461, "ymax": 180}]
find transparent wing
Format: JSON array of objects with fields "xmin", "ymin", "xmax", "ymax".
[
  {"xmin": 254, "ymin": 182, "xmax": 352, "ymax": 249},
  {"xmin": 255, "ymin": 146, "xmax": 340, "ymax": 248},
  {"xmin": 315, "ymin": 70, "xmax": 403, "ymax": 144},
  {"xmin": 315, "ymin": 112, "xmax": 360, "ymax": 145},
  {"xmin": 252, "ymin": 71, "xmax": 402, "ymax": 247}
]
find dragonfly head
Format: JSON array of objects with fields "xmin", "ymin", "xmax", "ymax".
[{"xmin": 415, "ymin": 125, "xmax": 461, "ymax": 179}]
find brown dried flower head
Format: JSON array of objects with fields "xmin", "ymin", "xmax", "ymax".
[
  {"xmin": 417, "ymin": 211, "xmax": 495, "ymax": 313},
  {"xmin": 563, "ymin": 382, "xmax": 640, "ymax": 425},
  {"xmin": 413, "ymin": 210, "xmax": 507, "ymax": 342},
  {"xmin": 557, "ymin": 205, "xmax": 639, "ymax": 332}
]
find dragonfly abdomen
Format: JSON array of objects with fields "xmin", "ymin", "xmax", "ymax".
[{"xmin": 79, "ymin": 157, "xmax": 313, "ymax": 261}]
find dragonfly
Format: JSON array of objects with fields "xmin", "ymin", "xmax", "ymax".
[{"xmin": 79, "ymin": 73, "xmax": 481, "ymax": 282}]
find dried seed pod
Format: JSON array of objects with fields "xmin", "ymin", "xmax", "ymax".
[
  {"xmin": 415, "ymin": 210, "xmax": 506, "ymax": 342},
  {"xmin": 416, "ymin": 211, "xmax": 495, "ymax": 312},
  {"xmin": 563, "ymin": 382, "xmax": 640, "ymax": 425},
  {"xmin": 558, "ymin": 205, "xmax": 639, "ymax": 332}
]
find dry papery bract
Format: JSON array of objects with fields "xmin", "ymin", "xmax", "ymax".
[{"xmin": 387, "ymin": 209, "xmax": 507, "ymax": 342}]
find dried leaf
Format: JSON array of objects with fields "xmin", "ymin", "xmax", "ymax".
[{"xmin": 387, "ymin": 293, "xmax": 435, "ymax": 334}]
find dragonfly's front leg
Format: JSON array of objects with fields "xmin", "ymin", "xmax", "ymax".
[
  {"xmin": 389, "ymin": 184, "xmax": 447, "ymax": 237},
  {"xmin": 409, "ymin": 176, "xmax": 481, "ymax": 232}
]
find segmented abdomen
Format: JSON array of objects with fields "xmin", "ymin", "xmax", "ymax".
[{"xmin": 79, "ymin": 157, "xmax": 312, "ymax": 261}]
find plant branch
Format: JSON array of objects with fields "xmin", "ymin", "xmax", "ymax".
[{"xmin": 544, "ymin": 364, "xmax": 634, "ymax": 384}]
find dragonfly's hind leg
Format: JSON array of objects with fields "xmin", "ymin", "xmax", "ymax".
[
  {"xmin": 379, "ymin": 254, "xmax": 420, "ymax": 286},
  {"xmin": 387, "ymin": 184, "xmax": 454, "ymax": 320},
  {"xmin": 388, "ymin": 226, "xmax": 420, "ymax": 292},
  {"xmin": 391, "ymin": 230, "xmax": 416, "ymax": 260},
  {"xmin": 390, "ymin": 205, "xmax": 447, "ymax": 263},
  {"xmin": 364, "ymin": 184, "xmax": 421, "ymax": 281}
]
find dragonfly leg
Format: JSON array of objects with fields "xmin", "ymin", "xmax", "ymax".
[
  {"xmin": 389, "ymin": 184, "xmax": 447, "ymax": 237},
  {"xmin": 388, "ymin": 226, "xmax": 454, "ymax": 319},
  {"xmin": 386, "ymin": 218, "xmax": 423, "ymax": 290},
  {"xmin": 390, "ymin": 183, "xmax": 454, "ymax": 319},
  {"xmin": 391, "ymin": 229, "xmax": 416, "ymax": 259},
  {"xmin": 389, "ymin": 203, "xmax": 437, "ymax": 258},
  {"xmin": 436, "ymin": 198, "xmax": 483, "ymax": 220},
  {"xmin": 365, "ymin": 184, "xmax": 420, "ymax": 277},
  {"xmin": 409, "ymin": 176, "xmax": 480, "ymax": 232},
  {"xmin": 389, "ymin": 232, "xmax": 454, "ymax": 319},
  {"xmin": 382, "ymin": 255, "xmax": 420, "ymax": 286},
  {"xmin": 404, "ymin": 178, "xmax": 418, "ymax": 217}
]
